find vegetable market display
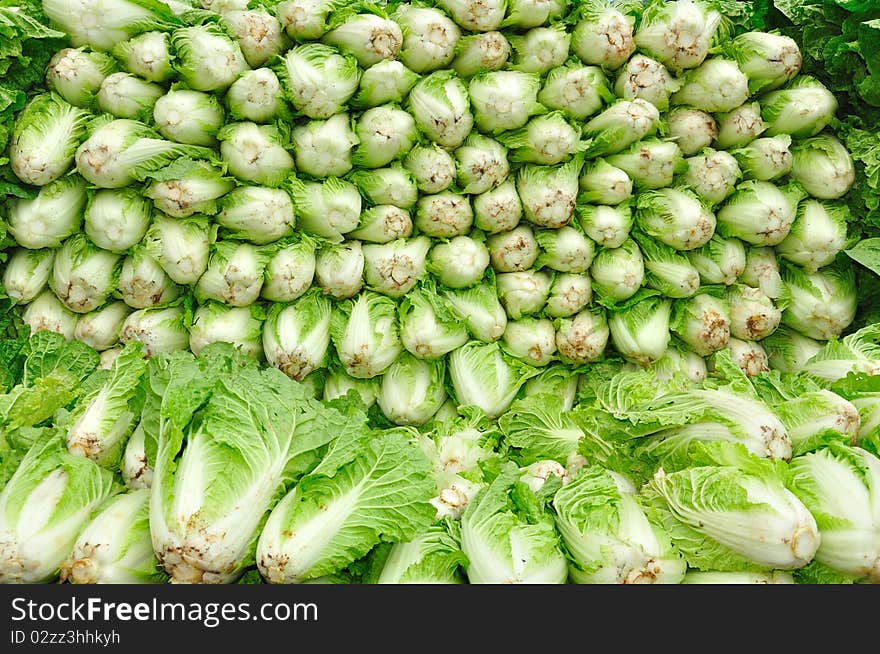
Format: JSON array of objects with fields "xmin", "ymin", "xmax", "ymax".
[{"xmin": 1, "ymin": 0, "xmax": 879, "ymax": 585}]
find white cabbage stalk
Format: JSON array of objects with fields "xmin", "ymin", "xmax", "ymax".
[
  {"xmin": 517, "ymin": 156, "xmax": 583, "ymax": 229},
  {"xmin": 60, "ymin": 489, "xmax": 162, "ymax": 584},
  {"xmin": 144, "ymin": 161, "xmax": 234, "ymax": 219},
  {"xmin": 509, "ymin": 24, "xmax": 570, "ymax": 76},
  {"xmin": 655, "ymin": 340, "xmax": 707, "ymax": 384},
  {"xmin": 330, "ymin": 290, "xmax": 403, "ymax": 378},
  {"xmin": 666, "ymin": 108, "xmax": 716, "ymax": 156},
  {"xmin": 556, "ymin": 309, "xmax": 609, "ymax": 364},
  {"xmin": 84, "ymin": 188, "xmax": 152, "ymax": 253},
  {"xmin": 286, "ymin": 176, "xmax": 360, "ymax": 241},
  {"xmin": 321, "ymin": 12, "xmax": 403, "ymax": 67},
  {"xmin": 195, "ymin": 241, "xmax": 268, "ymax": 307},
  {"xmin": 442, "ymin": 281, "xmax": 508, "ymax": 342},
  {"xmin": 189, "ymin": 304, "xmax": 263, "ymax": 359},
  {"xmin": 496, "ymin": 270, "xmax": 553, "ymax": 319},
  {"xmin": 740, "ymin": 246, "xmax": 784, "ymax": 299},
  {"xmin": 216, "ymin": 186, "xmax": 295, "ymax": 245},
  {"xmin": 377, "ymin": 354, "xmax": 447, "ymax": 426},
  {"xmin": 119, "ymin": 306, "xmax": 189, "ymax": 357},
  {"xmin": 50, "ymin": 235, "xmax": 121, "ymax": 314},
  {"xmin": 153, "ymin": 90, "xmax": 225, "ymax": 146},
  {"xmin": 372, "ymin": 523, "xmax": 465, "ymax": 584},
  {"xmin": 354, "ymin": 105, "xmax": 419, "ymax": 169},
  {"xmin": 452, "ymin": 31, "xmax": 510, "ymax": 77},
  {"xmin": 323, "ymin": 367, "xmax": 378, "ymax": 406},
  {"xmin": 118, "ymin": 249, "xmax": 179, "ymax": 309},
  {"xmin": 607, "ymin": 139, "xmax": 684, "ymax": 190},
  {"xmin": 731, "ymin": 134, "xmax": 793, "ymax": 182},
  {"xmin": 400, "ymin": 286, "xmax": 469, "ymax": 359},
  {"xmin": 428, "ymin": 236, "xmax": 490, "ymax": 289},
  {"xmin": 415, "ymin": 192, "xmax": 474, "ymax": 237},
  {"xmin": 502, "ymin": 317, "xmax": 557, "ymax": 366},
  {"xmin": 8, "ymin": 176, "xmax": 85, "ymax": 248},
  {"xmin": 775, "ymin": 391, "xmax": 860, "ymax": 456},
  {"xmin": 728, "ymin": 31, "xmax": 801, "ymax": 93},
  {"xmin": 226, "ymin": 68, "xmax": 287, "ymax": 124},
  {"xmin": 45, "ymin": 47, "xmax": 116, "ymax": 108},
  {"xmin": 468, "ymin": 70, "xmax": 543, "ymax": 134},
  {"xmin": 276, "ymin": 0, "xmax": 339, "ymax": 41},
  {"xmin": 262, "ymin": 240, "xmax": 316, "ymax": 302},
  {"xmin": 3, "ymin": 248, "xmax": 54, "ymax": 305},
  {"xmin": 449, "ymin": 342, "xmax": 539, "ymax": 419},
  {"xmin": 578, "ymin": 159, "xmax": 633, "ymax": 206},
  {"xmin": 122, "ymin": 422, "xmax": 152, "ymax": 489},
  {"xmin": 262, "ymin": 291, "xmax": 332, "ymax": 380},
  {"xmin": 781, "ymin": 263, "xmax": 857, "ymax": 341},
  {"xmin": 488, "ymin": 225, "xmax": 539, "ymax": 273},
  {"xmin": 278, "ymin": 43, "xmax": 360, "ymax": 118},
  {"xmin": 634, "ymin": 233, "xmax": 701, "ymax": 299},
  {"xmin": 554, "ymin": 466, "xmax": 686, "ymax": 584},
  {"xmin": 96, "ymin": 72, "xmax": 163, "ymax": 120},
  {"xmin": 348, "ymin": 205, "xmax": 413, "ymax": 244},
  {"xmin": 112, "ymin": 31, "xmax": 172, "ymax": 83},
  {"xmin": 351, "ymin": 59, "xmax": 419, "ymax": 108},
  {"xmin": 473, "ymin": 179, "xmax": 523, "ymax": 233},
  {"xmin": 788, "ymin": 446, "xmax": 880, "ymax": 582},
  {"xmin": 349, "ymin": 166, "xmax": 419, "ymax": 208},
  {"xmin": 76, "ymin": 118, "xmax": 214, "ymax": 189},
  {"xmin": 671, "ymin": 58, "xmax": 750, "ymax": 113},
  {"xmin": 395, "ymin": 6, "xmax": 460, "ymax": 73},
  {"xmin": 583, "ymin": 98, "xmax": 661, "ymax": 157},
  {"xmin": 314, "ymin": 241, "xmax": 364, "ymax": 299},
  {"xmin": 21, "ymin": 290, "xmax": 78, "ymax": 341},
  {"xmin": 454, "ymin": 134, "xmax": 509, "ymax": 193},
  {"xmin": 682, "ymin": 149, "xmax": 741, "ymax": 206},
  {"xmin": 671, "ymin": 293, "xmax": 731, "ymax": 357},
  {"xmin": 404, "ymin": 144, "xmax": 457, "ymax": 193},
  {"xmin": 761, "ymin": 76, "xmax": 838, "ymax": 138},
  {"xmin": 613, "ymin": 54, "xmax": 680, "ymax": 111},
  {"xmin": 408, "ymin": 70, "xmax": 474, "ymax": 148},
  {"xmin": 222, "ymin": 10, "xmax": 290, "ymax": 68},
  {"xmin": 636, "ymin": 187, "xmax": 716, "ymax": 251},
  {"xmin": 727, "ymin": 285, "xmax": 781, "ymax": 341},
  {"xmin": 645, "ymin": 463, "xmax": 820, "ymax": 571},
  {"xmin": 790, "ymin": 134, "xmax": 855, "ymax": 200},
  {"xmin": 777, "ymin": 200, "xmax": 849, "ymax": 272},
  {"xmin": 728, "ymin": 338, "xmax": 770, "ymax": 378},
  {"xmin": 435, "ymin": 0, "xmax": 506, "ymax": 32},
  {"xmin": 535, "ymin": 226, "xmax": 595, "ymax": 274},
  {"xmin": 609, "ymin": 296, "xmax": 672, "ymax": 365},
  {"xmin": 714, "ymin": 101, "xmax": 767, "ymax": 149},
  {"xmin": 42, "ymin": 0, "xmax": 177, "ymax": 51},
  {"xmin": 571, "ymin": 4, "xmax": 636, "ymax": 70},
  {"xmin": 687, "ymin": 235, "xmax": 747, "ymax": 286},
  {"xmin": 634, "ymin": 0, "xmax": 721, "ymax": 72},
  {"xmin": 762, "ymin": 325, "xmax": 824, "ymax": 374},
  {"xmin": 143, "ymin": 214, "xmax": 211, "ymax": 285},
  {"xmin": 170, "ymin": 25, "xmax": 249, "ymax": 92},
  {"xmin": 539, "ymin": 61, "xmax": 611, "ymax": 119},
  {"xmin": 290, "ymin": 113, "xmax": 358, "ymax": 178},
  {"xmin": 498, "ymin": 112, "xmax": 584, "ymax": 166},
  {"xmin": 577, "ymin": 203, "xmax": 633, "ymax": 250},
  {"xmin": 219, "ymin": 121, "xmax": 295, "ymax": 186},
  {"xmin": 10, "ymin": 93, "xmax": 90, "ymax": 186},
  {"xmin": 545, "ymin": 273, "xmax": 592, "ymax": 318},
  {"xmin": 74, "ymin": 302, "xmax": 131, "ymax": 352},
  {"xmin": 362, "ymin": 237, "xmax": 431, "ymax": 298},
  {"xmin": 503, "ymin": 0, "xmax": 565, "ymax": 29},
  {"xmin": 716, "ymin": 180, "xmax": 802, "ymax": 246},
  {"xmin": 0, "ymin": 434, "xmax": 118, "ymax": 583}
]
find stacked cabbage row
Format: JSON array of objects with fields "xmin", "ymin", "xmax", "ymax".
[
  {"xmin": 2, "ymin": 326, "xmax": 879, "ymax": 585},
  {"xmin": 0, "ymin": 0, "xmax": 860, "ymax": 429}
]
